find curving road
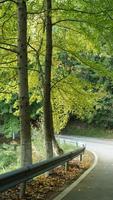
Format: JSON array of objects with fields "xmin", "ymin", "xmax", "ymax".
[{"xmin": 55, "ymin": 135, "xmax": 113, "ymax": 200}]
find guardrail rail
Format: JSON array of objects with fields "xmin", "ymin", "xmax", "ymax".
[{"xmin": 0, "ymin": 146, "xmax": 85, "ymax": 192}]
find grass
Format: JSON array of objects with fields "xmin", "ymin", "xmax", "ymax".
[
  {"xmin": 32, "ymin": 128, "xmax": 78, "ymax": 162},
  {"xmin": 0, "ymin": 128, "xmax": 77, "ymax": 174},
  {"xmin": 0, "ymin": 144, "xmax": 20, "ymax": 174},
  {"xmin": 58, "ymin": 139, "xmax": 77, "ymax": 152},
  {"xmin": 2, "ymin": 122, "xmax": 113, "ymax": 175},
  {"xmin": 61, "ymin": 121, "xmax": 113, "ymax": 139}
]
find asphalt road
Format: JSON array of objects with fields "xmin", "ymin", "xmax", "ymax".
[{"xmin": 56, "ymin": 135, "xmax": 113, "ymax": 200}]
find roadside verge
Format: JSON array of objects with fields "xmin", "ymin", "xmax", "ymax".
[{"xmin": 53, "ymin": 151, "xmax": 98, "ymax": 200}]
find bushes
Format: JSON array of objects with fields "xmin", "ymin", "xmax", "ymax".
[{"xmin": 0, "ymin": 144, "xmax": 20, "ymax": 173}]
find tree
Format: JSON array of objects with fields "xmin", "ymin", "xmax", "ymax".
[
  {"xmin": 0, "ymin": 0, "xmax": 32, "ymax": 196},
  {"xmin": 43, "ymin": 0, "xmax": 53, "ymax": 160},
  {"xmin": 17, "ymin": 0, "xmax": 32, "ymax": 167},
  {"xmin": 1, "ymin": 0, "xmax": 113, "ymax": 167},
  {"xmin": 17, "ymin": 0, "xmax": 32, "ymax": 196}
]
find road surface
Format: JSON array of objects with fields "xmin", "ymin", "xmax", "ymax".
[{"xmin": 56, "ymin": 135, "xmax": 113, "ymax": 200}]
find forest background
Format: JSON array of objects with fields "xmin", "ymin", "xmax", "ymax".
[{"xmin": 1, "ymin": 0, "xmax": 113, "ymax": 180}]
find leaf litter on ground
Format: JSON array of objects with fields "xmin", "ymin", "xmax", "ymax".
[{"xmin": 0, "ymin": 151, "xmax": 94, "ymax": 200}]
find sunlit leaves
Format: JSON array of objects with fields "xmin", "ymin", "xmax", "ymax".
[{"xmin": 51, "ymin": 73, "xmax": 105, "ymax": 133}]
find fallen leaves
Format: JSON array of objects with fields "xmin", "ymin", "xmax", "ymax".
[{"xmin": 0, "ymin": 151, "xmax": 94, "ymax": 200}]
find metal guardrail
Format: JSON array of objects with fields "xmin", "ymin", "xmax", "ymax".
[
  {"xmin": 56, "ymin": 135, "xmax": 86, "ymax": 147},
  {"xmin": 0, "ymin": 147, "xmax": 85, "ymax": 192}
]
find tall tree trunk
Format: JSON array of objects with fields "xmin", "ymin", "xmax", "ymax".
[
  {"xmin": 43, "ymin": 0, "xmax": 53, "ymax": 160},
  {"xmin": 50, "ymin": 103, "xmax": 64, "ymax": 156},
  {"xmin": 17, "ymin": 0, "xmax": 32, "ymax": 196},
  {"xmin": 52, "ymin": 133, "xmax": 63, "ymax": 155},
  {"xmin": 37, "ymin": 56, "xmax": 63, "ymax": 156}
]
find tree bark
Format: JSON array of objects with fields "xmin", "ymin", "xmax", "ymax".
[
  {"xmin": 43, "ymin": 0, "xmax": 53, "ymax": 160},
  {"xmin": 50, "ymin": 103, "xmax": 64, "ymax": 156},
  {"xmin": 52, "ymin": 133, "xmax": 64, "ymax": 155},
  {"xmin": 17, "ymin": 0, "xmax": 32, "ymax": 196}
]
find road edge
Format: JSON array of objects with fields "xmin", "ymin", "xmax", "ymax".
[{"xmin": 52, "ymin": 151, "xmax": 98, "ymax": 200}]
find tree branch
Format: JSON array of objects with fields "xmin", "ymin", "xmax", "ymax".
[
  {"xmin": 0, "ymin": 0, "xmax": 17, "ymax": 4},
  {"xmin": 51, "ymin": 7, "xmax": 108, "ymax": 15},
  {"xmin": 0, "ymin": 41, "xmax": 17, "ymax": 48},
  {"xmin": 51, "ymin": 72, "xmax": 71, "ymax": 89},
  {"xmin": 1, "ymin": 13, "xmax": 16, "ymax": 38},
  {"xmin": 52, "ymin": 18, "xmax": 88, "ymax": 26},
  {"xmin": 0, "ymin": 46, "xmax": 18, "ymax": 53},
  {"xmin": 0, "ymin": 59, "xmax": 17, "ymax": 65},
  {"xmin": 0, "ymin": 2, "xmax": 12, "ymax": 19},
  {"xmin": 28, "ymin": 7, "xmax": 113, "ymax": 16}
]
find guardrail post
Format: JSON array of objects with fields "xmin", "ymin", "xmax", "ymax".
[
  {"xmin": 20, "ymin": 182, "xmax": 26, "ymax": 198},
  {"xmin": 63, "ymin": 139, "xmax": 65, "ymax": 144},
  {"xmin": 82, "ymin": 144, "xmax": 85, "ymax": 154},
  {"xmin": 76, "ymin": 142, "xmax": 78, "ymax": 147},
  {"xmin": 65, "ymin": 161, "xmax": 69, "ymax": 172},
  {"xmin": 80, "ymin": 153, "xmax": 83, "ymax": 162}
]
